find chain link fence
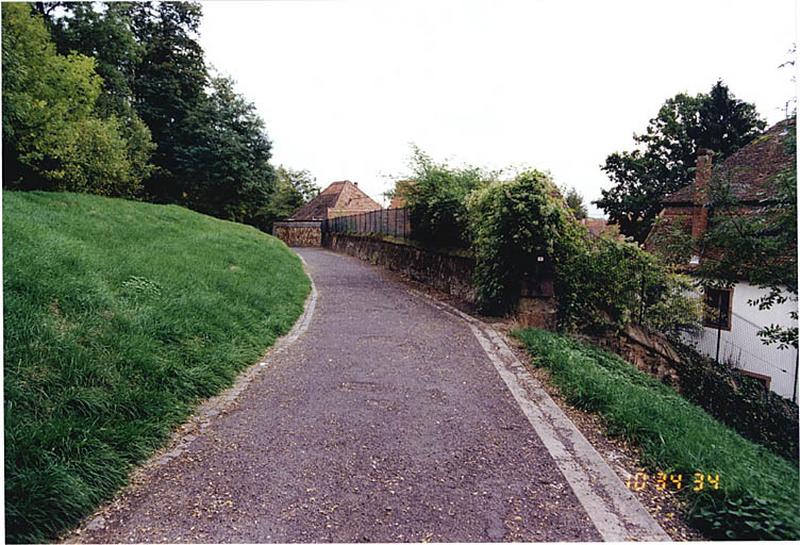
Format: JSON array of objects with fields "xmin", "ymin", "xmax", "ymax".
[{"xmin": 685, "ymin": 310, "xmax": 798, "ymax": 400}]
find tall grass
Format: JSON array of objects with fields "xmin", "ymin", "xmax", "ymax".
[
  {"xmin": 4, "ymin": 191, "xmax": 310, "ymax": 543},
  {"xmin": 513, "ymin": 328, "xmax": 800, "ymax": 540}
]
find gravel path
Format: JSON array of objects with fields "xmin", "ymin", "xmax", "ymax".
[{"xmin": 73, "ymin": 248, "xmax": 602, "ymax": 543}]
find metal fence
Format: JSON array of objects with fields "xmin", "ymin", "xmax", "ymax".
[{"xmin": 322, "ymin": 208, "xmax": 412, "ymax": 239}]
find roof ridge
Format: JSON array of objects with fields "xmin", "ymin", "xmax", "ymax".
[{"xmin": 331, "ymin": 180, "xmax": 352, "ymax": 208}]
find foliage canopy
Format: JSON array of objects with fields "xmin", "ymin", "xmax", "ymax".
[
  {"xmin": 405, "ymin": 146, "xmax": 494, "ymax": 248},
  {"xmin": 595, "ymin": 81, "xmax": 765, "ymax": 242},
  {"xmin": 4, "ymin": 1, "xmax": 312, "ymax": 226},
  {"xmin": 2, "ymin": 3, "xmax": 147, "ymax": 196}
]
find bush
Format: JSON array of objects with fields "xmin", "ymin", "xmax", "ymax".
[
  {"xmin": 514, "ymin": 328, "xmax": 800, "ymax": 540},
  {"xmin": 463, "ymin": 165, "xmax": 700, "ymax": 334},
  {"xmin": 558, "ymin": 234, "xmax": 702, "ymax": 335},
  {"xmin": 405, "ymin": 146, "xmax": 493, "ymax": 248},
  {"xmin": 467, "ymin": 169, "xmax": 584, "ymax": 313},
  {"xmin": 670, "ymin": 341, "xmax": 799, "ymax": 461}
]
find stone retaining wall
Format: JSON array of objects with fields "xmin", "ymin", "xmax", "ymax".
[
  {"xmin": 322, "ymin": 233, "xmax": 557, "ymax": 327},
  {"xmin": 323, "ymin": 233, "xmax": 477, "ymax": 302},
  {"xmin": 273, "ymin": 221, "xmax": 322, "ymax": 247},
  {"xmin": 320, "ymin": 233, "xmax": 796, "ymax": 459}
]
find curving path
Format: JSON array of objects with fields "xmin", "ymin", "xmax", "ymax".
[{"xmin": 71, "ymin": 248, "xmax": 664, "ymax": 543}]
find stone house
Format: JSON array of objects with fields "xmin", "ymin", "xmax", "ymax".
[
  {"xmin": 273, "ymin": 181, "xmax": 382, "ymax": 247},
  {"xmin": 645, "ymin": 119, "xmax": 797, "ymax": 400}
]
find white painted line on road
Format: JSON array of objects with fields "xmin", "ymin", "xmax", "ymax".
[{"xmin": 408, "ymin": 290, "xmax": 670, "ymax": 542}]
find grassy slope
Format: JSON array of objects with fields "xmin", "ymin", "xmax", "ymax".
[
  {"xmin": 514, "ymin": 328, "xmax": 800, "ymax": 540},
  {"xmin": 4, "ymin": 191, "xmax": 310, "ymax": 543}
]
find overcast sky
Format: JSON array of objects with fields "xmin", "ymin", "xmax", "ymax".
[{"xmin": 199, "ymin": 0, "xmax": 796, "ymax": 215}]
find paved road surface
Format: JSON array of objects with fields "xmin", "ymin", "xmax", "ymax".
[{"xmin": 75, "ymin": 248, "xmax": 602, "ymax": 542}]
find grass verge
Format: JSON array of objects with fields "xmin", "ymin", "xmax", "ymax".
[
  {"xmin": 513, "ymin": 328, "xmax": 800, "ymax": 540},
  {"xmin": 4, "ymin": 191, "xmax": 310, "ymax": 543}
]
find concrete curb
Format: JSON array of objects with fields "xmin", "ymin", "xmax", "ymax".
[{"xmin": 408, "ymin": 289, "xmax": 671, "ymax": 542}]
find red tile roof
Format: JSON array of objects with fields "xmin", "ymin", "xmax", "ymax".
[
  {"xmin": 388, "ymin": 180, "xmax": 414, "ymax": 209},
  {"xmin": 581, "ymin": 217, "xmax": 620, "ymax": 238},
  {"xmin": 290, "ymin": 181, "xmax": 382, "ymax": 221},
  {"xmin": 646, "ymin": 118, "xmax": 796, "ymax": 267},
  {"xmin": 663, "ymin": 119, "xmax": 795, "ymax": 205}
]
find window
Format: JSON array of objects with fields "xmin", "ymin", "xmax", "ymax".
[{"xmin": 703, "ymin": 287, "xmax": 733, "ymax": 330}]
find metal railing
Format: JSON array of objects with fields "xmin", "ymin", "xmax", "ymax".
[{"xmin": 322, "ymin": 208, "xmax": 411, "ymax": 239}]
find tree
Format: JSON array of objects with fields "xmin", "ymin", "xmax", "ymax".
[
  {"xmin": 173, "ymin": 76, "xmax": 276, "ymax": 224},
  {"xmin": 405, "ymin": 146, "xmax": 494, "ymax": 248},
  {"xmin": 40, "ymin": 1, "xmax": 154, "ymax": 190},
  {"xmin": 596, "ymin": 81, "xmax": 765, "ymax": 242},
  {"xmin": 563, "ymin": 186, "xmax": 587, "ymax": 220},
  {"xmin": 128, "ymin": 1, "xmax": 207, "ymax": 203},
  {"xmin": 253, "ymin": 166, "xmax": 320, "ymax": 231},
  {"xmin": 278, "ymin": 166, "xmax": 319, "ymax": 203},
  {"xmin": 779, "ymin": 43, "xmax": 796, "ymax": 119},
  {"xmin": 2, "ymin": 2, "xmax": 141, "ymax": 195}
]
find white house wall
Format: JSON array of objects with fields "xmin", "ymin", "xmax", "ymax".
[{"xmin": 688, "ymin": 281, "xmax": 798, "ymax": 400}]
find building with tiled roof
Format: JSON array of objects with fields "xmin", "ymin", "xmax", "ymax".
[
  {"xmin": 646, "ymin": 119, "xmax": 795, "ymax": 264},
  {"xmin": 644, "ymin": 118, "xmax": 797, "ymax": 400},
  {"xmin": 290, "ymin": 180, "xmax": 381, "ymax": 221},
  {"xmin": 274, "ymin": 181, "xmax": 382, "ymax": 248}
]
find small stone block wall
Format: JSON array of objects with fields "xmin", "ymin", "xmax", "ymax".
[
  {"xmin": 324, "ymin": 233, "xmax": 476, "ymax": 302},
  {"xmin": 322, "ymin": 233, "xmax": 558, "ymax": 327},
  {"xmin": 273, "ymin": 221, "xmax": 322, "ymax": 247}
]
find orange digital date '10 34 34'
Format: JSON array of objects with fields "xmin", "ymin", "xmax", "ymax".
[{"xmin": 625, "ymin": 472, "xmax": 720, "ymax": 492}]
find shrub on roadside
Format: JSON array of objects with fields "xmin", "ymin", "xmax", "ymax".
[
  {"xmin": 405, "ymin": 146, "xmax": 493, "ymax": 248},
  {"xmin": 558, "ymin": 234, "xmax": 702, "ymax": 335},
  {"xmin": 514, "ymin": 328, "xmax": 800, "ymax": 540},
  {"xmin": 462, "ymin": 164, "xmax": 700, "ymax": 334},
  {"xmin": 467, "ymin": 169, "xmax": 584, "ymax": 313}
]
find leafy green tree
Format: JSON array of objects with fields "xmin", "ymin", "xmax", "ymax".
[
  {"xmin": 174, "ymin": 76, "xmax": 276, "ymax": 224},
  {"xmin": 596, "ymin": 81, "xmax": 765, "ymax": 242},
  {"xmin": 128, "ymin": 1, "xmax": 207, "ymax": 203},
  {"xmin": 40, "ymin": 2, "xmax": 154, "ymax": 186},
  {"xmin": 2, "ymin": 2, "xmax": 140, "ymax": 195},
  {"xmin": 563, "ymin": 186, "xmax": 588, "ymax": 220},
  {"xmin": 41, "ymin": 2, "xmax": 141, "ymax": 114},
  {"xmin": 405, "ymin": 146, "xmax": 494, "ymax": 248},
  {"xmin": 253, "ymin": 166, "xmax": 320, "ymax": 231},
  {"xmin": 278, "ymin": 166, "xmax": 320, "ymax": 203}
]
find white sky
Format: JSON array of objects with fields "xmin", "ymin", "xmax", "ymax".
[{"xmin": 199, "ymin": 0, "xmax": 796, "ymax": 215}]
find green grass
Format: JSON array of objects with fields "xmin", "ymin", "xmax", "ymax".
[
  {"xmin": 513, "ymin": 328, "xmax": 800, "ymax": 540},
  {"xmin": 4, "ymin": 191, "xmax": 310, "ymax": 543}
]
